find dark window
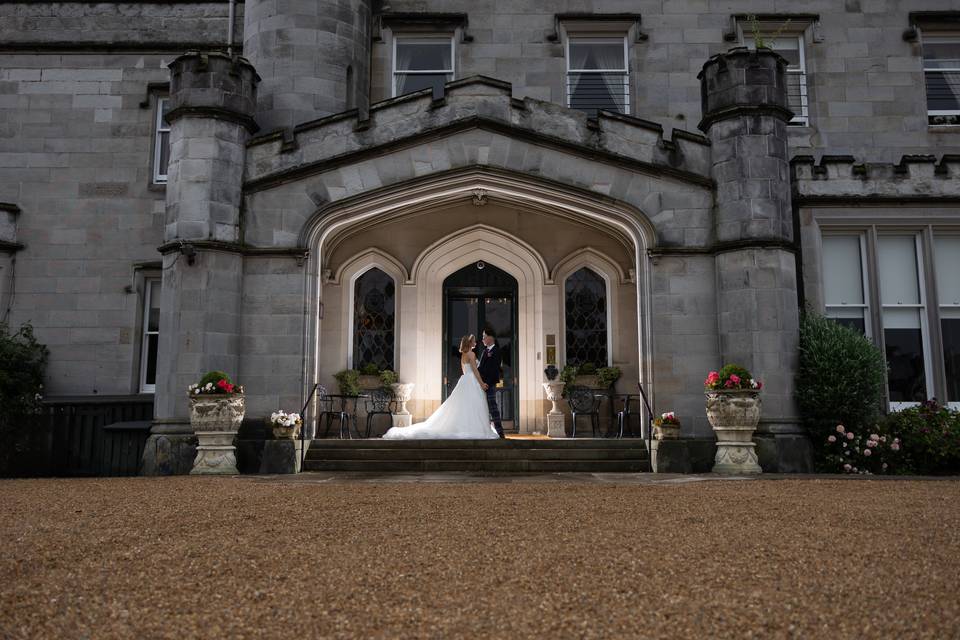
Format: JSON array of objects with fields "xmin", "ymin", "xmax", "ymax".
[
  {"xmin": 924, "ymin": 37, "xmax": 960, "ymax": 125},
  {"xmin": 140, "ymin": 278, "xmax": 161, "ymax": 392},
  {"xmin": 564, "ymin": 267, "xmax": 607, "ymax": 367},
  {"xmin": 353, "ymin": 268, "xmax": 396, "ymax": 370},
  {"xmin": 153, "ymin": 97, "xmax": 170, "ymax": 184},
  {"xmin": 566, "ymin": 37, "xmax": 629, "ymax": 117},
  {"xmin": 394, "ymin": 38, "xmax": 453, "ymax": 97}
]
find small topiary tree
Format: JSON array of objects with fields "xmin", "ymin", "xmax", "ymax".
[
  {"xmin": 0, "ymin": 323, "xmax": 49, "ymax": 476},
  {"xmin": 796, "ymin": 313, "xmax": 886, "ymax": 442}
]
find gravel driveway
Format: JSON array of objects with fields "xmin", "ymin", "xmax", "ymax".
[{"xmin": 2, "ymin": 475, "xmax": 958, "ymax": 639}]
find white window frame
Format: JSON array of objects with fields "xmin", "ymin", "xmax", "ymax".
[
  {"xmin": 879, "ymin": 233, "xmax": 935, "ymax": 411},
  {"xmin": 922, "ymin": 35, "xmax": 960, "ymax": 125},
  {"xmin": 565, "ymin": 35, "xmax": 630, "ymax": 115},
  {"xmin": 823, "ymin": 233, "xmax": 872, "ymax": 338},
  {"xmin": 933, "ymin": 234, "xmax": 960, "ymax": 410},
  {"xmin": 139, "ymin": 278, "xmax": 161, "ymax": 394},
  {"xmin": 391, "ymin": 36, "xmax": 455, "ymax": 98},
  {"xmin": 152, "ymin": 97, "xmax": 170, "ymax": 185}
]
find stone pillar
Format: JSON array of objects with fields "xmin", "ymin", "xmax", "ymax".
[
  {"xmin": 698, "ymin": 47, "xmax": 812, "ymax": 473},
  {"xmin": 142, "ymin": 52, "xmax": 259, "ymax": 476},
  {"xmin": 242, "ymin": 0, "xmax": 371, "ymax": 131}
]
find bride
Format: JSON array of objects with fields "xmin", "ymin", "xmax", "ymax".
[{"xmin": 382, "ymin": 334, "xmax": 499, "ymax": 440}]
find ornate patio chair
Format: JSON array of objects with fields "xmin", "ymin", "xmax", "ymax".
[
  {"xmin": 567, "ymin": 385, "xmax": 602, "ymax": 438},
  {"xmin": 364, "ymin": 388, "xmax": 395, "ymax": 438},
  {"xmin": 616, "ymin": 396, "xmax": 643, "ymax": 439},
  {"xmin": 315, "ymin": 385, "xmax": 340, "ymax": 439}
]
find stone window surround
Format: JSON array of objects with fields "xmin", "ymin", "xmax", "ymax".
[
  {"xmin": 564, "ymin": 34, "xmax": 630, "ymax": 117},
  {"xmin": 816, "ymin": 218, "xmax": 960, "ymax": 410},
  {"xmin": 553, "ymin": 249, "xmax": 623, "ymax": 369},
  {"xmin": 338, "ymin": 252, "xmax": 405, "ymax": 371}
]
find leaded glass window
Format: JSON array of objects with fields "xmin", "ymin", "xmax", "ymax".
[
  {"xmin": 353, "ymin": 268, "xmax": 395, "ymax": 370},
  {"xmin": 565, "ymin": 267, "xmax": 608, "ymax": 367}
]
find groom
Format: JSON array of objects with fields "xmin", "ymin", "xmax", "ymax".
[{"xmin": 476, "ymin": 327, "xmax": 505, "ymax": 438}]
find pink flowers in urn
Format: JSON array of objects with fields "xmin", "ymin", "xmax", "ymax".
[{"xmin": 704, "ymin": 364, "xmax": 762, "ymax": 391}]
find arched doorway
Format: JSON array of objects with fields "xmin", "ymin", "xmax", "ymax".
[{"xmin": 443, "ymin": 261, "xmax": 519, "ymax": 430}]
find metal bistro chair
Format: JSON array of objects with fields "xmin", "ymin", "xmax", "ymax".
[
  {"xmin": 364, "ymin": 388, "xmax": 395, "ymax": 438},
  {"xmin": 567, "ymin": 385, "xmax": 602, "ymax": 438},
  {"xmin": 616, "ymin": 395, "xmax": 643, "ymax": 439},
  {"xmin": 315, "ymin": 386, "xmax": 343, "ymax": 439}
]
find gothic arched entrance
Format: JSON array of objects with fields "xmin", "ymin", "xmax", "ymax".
[{"xmin": 443, "ymin": 261, "xmax": 519, "ymax": 430}]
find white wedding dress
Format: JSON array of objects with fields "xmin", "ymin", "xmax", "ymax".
[{"xmin": 382, "ymin": 362, "xmax": 499, "ymax": 439}]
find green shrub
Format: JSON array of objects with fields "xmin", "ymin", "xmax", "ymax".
[
  {"xmin": 379, "ymin": 369, "xmax": 399, "ymax": 387},
  {"xmin": 881, "ymin": 400, "xmax": 960, "ymax": 475},
  {"xmin": 578, "ymin": 362, "xmax": 598, "ymax": 375},
  {"xmin": 198, "ymin": 370, "xmax": 231, "ymax": 387},
  {"xmin": 796, "ymin": 313, "xmax": 886, "ymax": 441},
  {"xmin": 818, "ymin": 423, "xmax": 904, "ymax": 475},
  {"xmin": 359, "ymin": 362, "xmax": 379, "ymax": 376},
  {"xmin": 334, "ymin": 369, "xmax": 361, "ymax": 396},
  {"xmin": 0, "ymin": 323, "xmax": 49, "ymax": 475},
  {"xmin": 596, "ymin": 366, "xmax": 621, "ymax": 389}
]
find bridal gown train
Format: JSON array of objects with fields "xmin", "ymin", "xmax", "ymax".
[{"xmin": 382, "ymin": 362, "xmax": 499, "ymax": 439}]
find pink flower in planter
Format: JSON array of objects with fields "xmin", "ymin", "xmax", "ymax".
[
  {"xmin": 836, "ymin": 425, "xmax": 845, "ymax": 434},
  {"xmin": 729, "ymin": 374, "xmax": 741, "ymax": 385},
  {"xmin": 705, "ymin": 371, "xmax": 720, "ymax": 386},
  {"xmin": 846, "ymin": 432, "xmax": 855, "ymax": 440},
  {"xmin": 827, "ymin": 435, "xmax": 837, "ymax": 443},
  {"xmin": 863, "ymin": 448, "xmax": 872, "ymax": 457}
]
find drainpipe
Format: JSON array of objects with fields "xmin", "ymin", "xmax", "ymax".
[{"xmin": 227, "ymin": 0, "xmax": 235, "ymax": 55}]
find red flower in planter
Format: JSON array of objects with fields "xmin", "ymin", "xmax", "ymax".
[{"xmin": 216, "ymin": 379, "xmax": 235, "ymax": 393}]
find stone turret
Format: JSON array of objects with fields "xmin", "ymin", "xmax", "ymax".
[
  {"xmin": 243, "ymin": 0, "xmax": 372, "ymax": 131},
  {"xmin": 698, "ymin": 48, "xmax": 811, "ymax": 472},
  {"xmin": 142, "ymin": 52, "xmax": 259, "ymax": 475}
]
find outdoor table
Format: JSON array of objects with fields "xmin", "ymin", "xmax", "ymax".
[{"xmin": 322, "ymin": 393, "xmax": 370, "ymax": 439}]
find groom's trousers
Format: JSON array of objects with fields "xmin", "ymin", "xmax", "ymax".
[{"xmin": 484, "ymin": 387, "xmax": 504, "ymax": 437}]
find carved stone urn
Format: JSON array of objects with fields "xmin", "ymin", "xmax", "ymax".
[
  {"xmin": 542, "ymin": 381, "xmax": 565, "ymax": 438},
  {"xmin": 271, "ymin": 423, "xmax": 300, "ymax": 440},
  {"xmin": 188, "ymin": 393, "xmax": 244, "ymax": 474},
  {"xmin": 390, "ymin": 382, "xmax": 415, "ymax": 428},
  {"xmin": 705, "ymin": 390, "xmax": 762, "ymax": 474}
]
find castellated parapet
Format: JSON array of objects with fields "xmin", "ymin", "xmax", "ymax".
[{"xmin": 791, "ymin": 155, "xmax": 960, "ymax": 200}]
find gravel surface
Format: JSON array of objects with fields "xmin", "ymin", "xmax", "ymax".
[{"xmin": 2, "ymin": 476, "xmax": 959, "ymax": 639}]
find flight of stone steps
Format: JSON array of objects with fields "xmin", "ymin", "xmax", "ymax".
[{"xmin": 303, "ymin": 438, "xmax": 651, "ymax": 473}]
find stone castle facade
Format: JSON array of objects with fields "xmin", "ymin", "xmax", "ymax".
[{"xmin": 2, "ymin": 1, "xmax": 959, "ymax": 473}]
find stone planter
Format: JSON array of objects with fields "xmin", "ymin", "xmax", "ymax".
[
  {"xmin": 357, "ymin": 375, "xmax": 382, "ymax": 391},
  {"xmin": 188, "ymin": 393, "xmax": 244, "ymax": 475},
  {"xmin": 574, "ymin": 374, "xmax": 603, "ymax": 389},
  {"xmin": 390, "ymin": 382, "xmax": 415, "ymax": 428},
  {"xmin": 654, "ymin": 424, "xmax": 681, "ymax": 440},
  {"xmin": 705, "ymin": 389, "xmax": 762, "ymax": 474},
  {"xmin": 542, "ymin": 380, "xmax": 565, "ymax": 438},
  {"xmin": 271, "ymin": 423, "xmax": 300, "ymax": 440}
]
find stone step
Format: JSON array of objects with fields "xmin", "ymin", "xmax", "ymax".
[
  {"xmin": 305, "ymin": 447, "xmax": 648, "ymax": 461},
  {"xmin": 302, "ymin": 458, "xmax": 651, "ymax": 473},
  {"xmin": 306, "ymin": 438, "xmax": 649, "ymax": 449}
]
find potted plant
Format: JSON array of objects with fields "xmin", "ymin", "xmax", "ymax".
[
  {"xmin": 560, "ymin": 363, "xmax": 621, "ymax": 393},
  {"xmin": 268, "ymin": 410, "xmax": 302, "ymax": 440},
  {"xmin": 379, "ymin": 369, "xmax": 399, "ymax": 389},
  {"xmin": 652, "ymin": 412, "xmax": 681, "ymax": 440},
  {"xmin": 186, "ymin": 370, "xmax": 245, "ymax": 475},
  {"xmin": 704, "ymin": 364, "xmax": 763, "ymax": 474},
  {"xmin": 334, "ymin": 369, "xmax": 361, "ymax": 396}
]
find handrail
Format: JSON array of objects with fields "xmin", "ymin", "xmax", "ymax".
[
  {"xmin": 636, "ymin": 381, "xmax": 654, "ymax": 462},
  {"xmin": 299, "ymin": 383, "xmax": 322, "ymax": 468}
]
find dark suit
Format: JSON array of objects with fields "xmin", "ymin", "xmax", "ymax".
[{"xmin": 476, "ymin": 342, "xmax": 504, "ymax": 437}]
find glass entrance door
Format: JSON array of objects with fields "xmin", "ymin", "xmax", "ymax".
[{"xmin": 442, "ymin": 263, "xmax": 518, "ymax": 429}]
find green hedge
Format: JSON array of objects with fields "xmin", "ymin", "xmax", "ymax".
[
  {"xmin": 882, "ymin": 401, "xmax": 960, "ymax": 475},
  {"xmin": 0, "ymin": 323, "xmax": 49, "ymax": 475}
]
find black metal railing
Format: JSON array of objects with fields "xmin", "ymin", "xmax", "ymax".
[{"xmin": 566, "ymin": 72, "xmax": 629, "ymax": 118}]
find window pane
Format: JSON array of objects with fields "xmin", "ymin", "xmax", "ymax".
[
  {"xmin": 943, "ymin": 313, "xmax": 960, "ymax": 402},
  {"xmin": 878, "ymin": 236, "xmax": 920, "ymax": 305},
  {"xmin": 395, "ymin": 73, "xmax": 450, "ymax": 96},
  {"xmin": 834, "ymin": 317, "xmax": 867, "ymax": 335},
  {"xmin": 568, "ymin": 73, "xmax": 628, "ymax": 116},
  {"xmin": 923, "ymin": 40, "xmax": 960, "ymax": 69},
  {"xmin": 145, "ymin": 334, "xmax": 158, "ymax": 386},
  {"xmin": 825, "ymin": 307, "xmax": 867, "ymax": 335},
  {"xmin": 565, "ymin": 267, "xmax": 607, "ymax": 367},
  {"xmin": 935, "ymin": 237, "xmax": 960, "ymax": 304},
  {"xmin": 396, "ymin": 41, "xmax": 451, "ymax": 71},
  {"xmin": 157, "ymin": 131, "xmax": 170, "ymax": 179},
  {"xmin": 354, "ymin": 268, "xmax": 396, "ymax": 370},
  {"xmin": 822, "ymin": 235, "xmax": 864, "ymax": 306},
  {"xmin": 148, "ymin": 280, "xmax": 161, "ymax": 332},
  {"xmin": 926, "ymin": 71, "xmax": 960, "ymax": 112},
  {"xmin": 767, "ymin": 37, "xmax": 800, "ymax": 67},
  {"xmin": 569, "ymin": 40, "xmax": 626, "ymax": 70}
]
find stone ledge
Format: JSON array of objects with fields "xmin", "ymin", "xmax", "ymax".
[{"xmin": 244, "ymin": 75, "xmax": 713, "ymax": 190}]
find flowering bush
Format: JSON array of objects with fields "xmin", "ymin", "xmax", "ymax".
[
  {"xmin": 269, "ymin": 410, "xmax": 302, "ymax": 429},
  {"xmin": 881, "ymin": 400, "xmax": 960, "ymax": 475},
  {"xmin": 704, "ymin": 364, "xmax": 762, "ymax": 391},
  {"xmin": 188, "ymin": 370, "xmax": 243, "ymax": 395},
  {"xmin": 653, "ymin": 411, "xmax": 680, "ymax": 428},
  {"xmin": 822, "ymin": 424, "xmax": 903, "ymax": 475}
]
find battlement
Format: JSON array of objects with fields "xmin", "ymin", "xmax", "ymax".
[
  {"xmin": 791, "ymin": 154, "xmax": 960, "ymax": 200},
  {"xmin": 244, "ymin": 76, "xmax": 712, "ymax": 190}
]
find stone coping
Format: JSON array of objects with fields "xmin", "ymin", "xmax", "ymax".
[
  {"xmin": 791, "ymin": 154, "xmax": 960, "ymax": 201},
  {"xmin": 244, "ymin": 75, "xmax": 713, "ymax": 190}
]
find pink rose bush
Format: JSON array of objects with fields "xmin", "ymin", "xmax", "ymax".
[
  {"xmin": 704, "ymin": 364, "xmax": 762, "ymax": 391},
  {"xmin": 822, "ymin": 424, "xmax": 903, "ymax": 475}
]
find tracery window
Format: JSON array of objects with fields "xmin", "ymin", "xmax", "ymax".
[
  {"xmin": 564, "ymin": 267, "xmax": 608, "ymax": 367},
  {"xmin": 353, "ymin": 268, "xmax": 396, "ymax": 370}
]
